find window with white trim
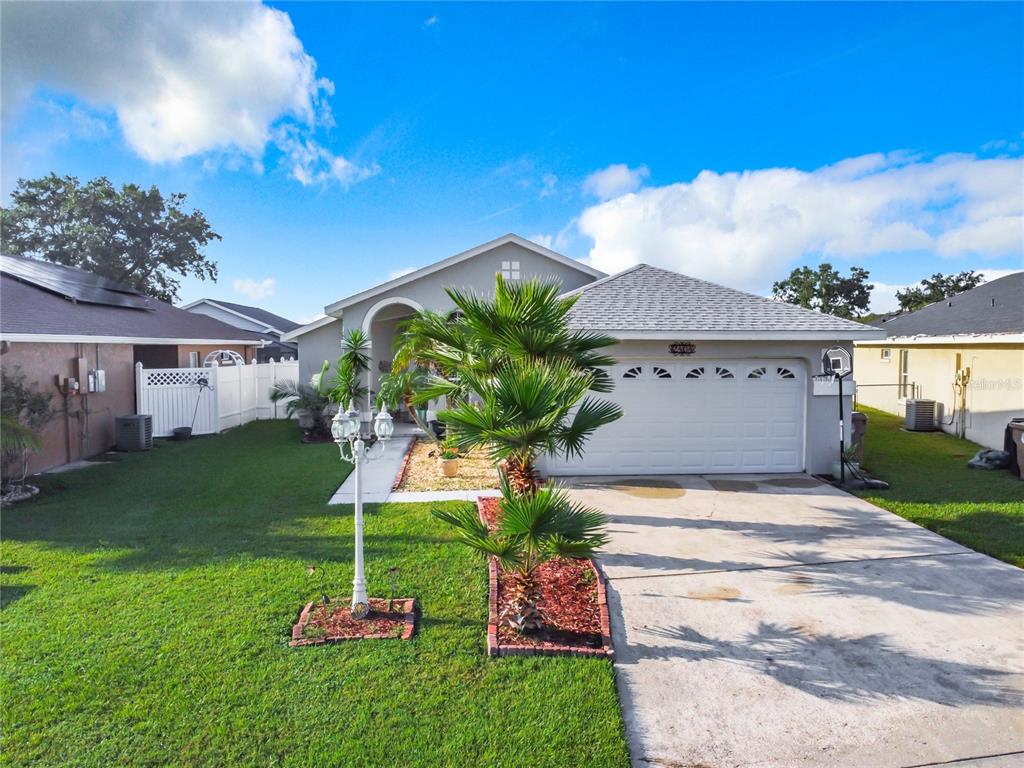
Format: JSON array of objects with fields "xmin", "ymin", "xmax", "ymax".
[
  {"xmin": 899, "ymin": 350, "xmax": 911, "ymax": 398},
  {"xmin": 500, "ymin": 260, "xmax": 521, "ymax": 280},
  {"xmin": 880, "ymin": 348, "xmax": 891, "ymax": 362},
  {"xmin": 188, "ymin": 351, "xmax": 200, "ymax": 367}
]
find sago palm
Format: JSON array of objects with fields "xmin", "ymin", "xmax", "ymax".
[{"xmin": 432, "ymin": 477, "xmax": 607, "ymax": 632}]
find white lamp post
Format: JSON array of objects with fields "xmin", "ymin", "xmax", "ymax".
[{"xmin": 332, "ymin": 400, "xmax": 394, "ymax": 618}]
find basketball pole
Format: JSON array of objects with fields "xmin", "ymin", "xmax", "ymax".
[{"xmin": 838, "ymin": 372, "xmax": 845, "ymax": 485}]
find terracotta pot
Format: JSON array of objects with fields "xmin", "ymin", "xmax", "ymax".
[{"xmin": 439, "ymin": 458, "xmax": 460, "ymax": 478}]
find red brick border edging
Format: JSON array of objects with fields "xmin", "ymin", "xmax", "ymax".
[
  {"xmin": 391, "ymin": 439, "xmax": 417, "ymax": 491},
  {"xmin": 478, "ymin": 497, "xmax": 614, "ymax": 659},
  {"xmin": 290, "ymin": 598, "xmax": 417, "ymax": 646}
]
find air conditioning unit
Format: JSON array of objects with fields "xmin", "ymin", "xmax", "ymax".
[
  {"xmin": 904, "ymin": 400, "xmax": 937, "ymax": 432},
  {"xmin": 116, "ymin": 415, "xmax": 153, "ymax": 451}
]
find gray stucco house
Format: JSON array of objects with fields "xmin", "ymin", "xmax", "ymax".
[{"xmin": 283, "ymin": 233, "xmax": 884, "ymax": 476}]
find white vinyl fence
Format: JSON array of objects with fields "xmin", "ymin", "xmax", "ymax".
[{"xmin": 135, "ymin": 359, "xmax": 299, "ymax": 437}]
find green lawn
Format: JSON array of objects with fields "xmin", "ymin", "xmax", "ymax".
[
  {"xmin": 1, "ymin": 422, "xmax": 628, "ymax": 767},
  {"xmin": 856, "ymin": 406, "xmax": 1024, "ymax": 567}
]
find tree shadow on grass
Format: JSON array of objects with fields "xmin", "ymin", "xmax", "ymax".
[
  {"xmin": 623, "ymin": 621, "xmax": 1022, "ymax": 707},
  {"xmin": 1, "ymin": 584, "xmax": 36, "ymax": 610}
]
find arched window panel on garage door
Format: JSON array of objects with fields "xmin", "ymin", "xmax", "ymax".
[
  {"xmin": 622, "ymin": 366, "xmax": 643, "ymax": 379},
  {"xmin": 685, "ymin": 366, "xmax": 705, "ymax": 379},
  {"xmin": 715, "ymin": 366, "xmax": 735, "ymax": 379},
  {"xmin": 652, "ymin": 366, "xmax": 672, "ymax": 379}
]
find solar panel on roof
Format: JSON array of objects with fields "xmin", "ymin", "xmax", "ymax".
[{"xmin": 0, "ymin": 254, "xmax": 155, "ymax": 310}]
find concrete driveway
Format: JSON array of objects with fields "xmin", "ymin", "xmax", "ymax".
[{"xmin": 566, "ymin": 475, "xmax": 1024, "ymax": 768}]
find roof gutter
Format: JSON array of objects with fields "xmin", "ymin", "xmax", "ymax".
[
  {"xmin": 855, "ymin": 332, "xmax": 1024, "ymax": 346},
  {"xmin": 0, "ymin": 333, "xmax": 269, "ymax": 346},
  {"xmin": 582, "ymin": 328, "xmax": 888, "ymax": 341}
]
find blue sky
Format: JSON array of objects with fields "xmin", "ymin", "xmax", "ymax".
[{"xmin": 2, "ymin": 1, "xmax": 1022, "ymax": 321}]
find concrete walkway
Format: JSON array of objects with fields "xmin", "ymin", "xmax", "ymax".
[
  {"xmin": 327, "ymin": 436, "xmax": 500, "ymax": 505},
  {"xmin": 566, "ymin": 474, "xmax": 1024, "ymax": 768},
  {"xmin": 328, "ymin": 436, "xmax": 412, "ymax": 505}
]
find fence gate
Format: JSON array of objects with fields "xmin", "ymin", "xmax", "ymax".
[{"xmin": 135, "ymin": 359, "xmax": 298, "ymax": 438}]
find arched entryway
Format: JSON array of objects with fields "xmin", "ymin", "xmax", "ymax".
[{"xmin": 361, "ymin": 297, "xmax": 424, "ymax": 420}]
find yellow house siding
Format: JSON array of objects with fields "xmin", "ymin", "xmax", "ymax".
[{"xmin": 854, "ymin": 342, "xmax": 1024, "ymax": 449}]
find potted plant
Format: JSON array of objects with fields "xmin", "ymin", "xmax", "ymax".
[
  {"xmin": 270, "ymin": 361, "xmax": 333, "ymax": 442},
  {"xmin": 438, "ymin": 434, "xmax": 460, "ymax": 477}
]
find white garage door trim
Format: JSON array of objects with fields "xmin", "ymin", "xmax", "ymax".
[{"xmin": 547, "ymin": 359, "xmax": 807, "ymax": 476}]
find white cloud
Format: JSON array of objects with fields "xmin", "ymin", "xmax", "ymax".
[
  {"xmin": 582, "ymin": 163, "xmax": 650, "ymax": 201},
  {"xmin": 424, "ymin": 15, "xmax": 439, "ymax": 27},
  {"xmin": 578, "ymin": 152, "xmax": 1024, "ymax": 292},
  {"xmin": 539, "ymin": 173, "xmax": 558, "ymax": 198},
  {"xmin": 528, "ymin": 234, "xmax": 554, "ymax": 249},
  {"xmin": 233, "ymin": 277, "xmax": 276, "ymax": 300},
  {"xmin": 1, "ymin": 2, "xmax": 375, "ymax": 187},
  {"xmin": 277, "ymin": 128, "xmax": 380, "ymax": 187}
]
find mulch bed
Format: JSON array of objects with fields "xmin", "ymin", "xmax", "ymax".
[
  {"xmin": 396, "ymin": 439, "xmax": 501, "ymax": 492},
  {"xmin": 477, "ymin": 497, "xmax": 613, "ymax": 658},
  {"xmin": 290, "ymin": 598, "xmax": 416, "ymax": 647}
]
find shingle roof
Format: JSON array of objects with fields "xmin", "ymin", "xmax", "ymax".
[
  {"xmin": 191, "ymin": 299, "xmax": 301, "ymax": 332},
  {"xmin": 875, "ymin": 272, "xmax": 1023, "ymax": 338},
  {"xmin": 0, "ymin": 255, "xmax": 265, "ymax": 343},
  {"xmin": 564, "ymin": 264, "xmax": 882, "ymax": 338}
]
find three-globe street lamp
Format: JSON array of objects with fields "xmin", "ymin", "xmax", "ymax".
[{"xmin": 331, "ymin": 400, "xmax": 394, "ymax": 618}]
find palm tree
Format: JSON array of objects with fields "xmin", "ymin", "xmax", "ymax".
[
  {"xmin": 328, "ymin": 328, "xmax": 371, "ymax": 406},
  {"xmin": 424, "ymin": 357, "xmax": 622, "ymax": 494},
  {"xmin": 432, "ymin": 477, "xmax": 607, "ymax": 632},
  {"xmin": 270, "ymin": 361, "xmax": 333, "ymax": 441},
  {"xmin": 396, "ymin": 276, "xmax": 618, "ymax": 393},
  {"xmin": 392, "ymin": 276, "xmax": 623, "ymax": 491}
]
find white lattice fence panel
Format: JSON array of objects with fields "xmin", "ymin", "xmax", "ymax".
[
  {"xmin": 136, "ymin": 364, "xmax": 220, "ymax": 437},
  {"xmin": 137, "ymin": 360, "xmax": 296, "ymax": 438}
]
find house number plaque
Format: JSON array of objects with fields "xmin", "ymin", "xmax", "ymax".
[{"xmin": 670, "ymin": 342, "xmax": 696, "ymax": 356}]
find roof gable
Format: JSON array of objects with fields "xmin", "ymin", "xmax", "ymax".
[
  {"xmin": 564, "ymin": 264, "xmax": 884, "ymax": 340},
  {"xmin": 875, "ymin": 272, "xmax": 1023, "ymax": 338},
  {"xmin": 324, "ymin": 234, "xmax": 605, "ymax": 314},
  {"xmin": 180, "ymin": 298, "xmax": 300, "ymax": 333}
]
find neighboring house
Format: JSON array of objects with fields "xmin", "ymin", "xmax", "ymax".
[
  {"xmin": 0, "ymin": 254, "xmax": 265, "ymax": 473},
  {"xmin": 180, "ymin": 298, "xmax": 300, "ymax": 362},
  {"xmin": 854, "ymin": 272, "xmax": 1024, "ymax": 450},
  {"xmin": 286, "ymin": 233, "xmax": 884, "ymax": 476}
]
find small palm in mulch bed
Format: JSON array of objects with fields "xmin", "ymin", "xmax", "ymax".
[
  {"xmin": 290, "ymin": 598, "xmax": 416, "ymax": 646},
  {"xmin": 478, "ymin": 496, "xmax": 604, "ymax": 650}
]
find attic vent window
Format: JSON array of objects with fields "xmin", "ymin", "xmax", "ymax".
[{"xmin": 500, "ymin": 260, "xmax": 521, "ymax": 280}]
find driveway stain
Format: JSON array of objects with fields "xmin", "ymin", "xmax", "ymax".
[
  {"xmin": 761, "ymin": 477, "xmax": 823, "ymax": 489},
  {"xmin": 706, "ymin": 478, "xmax": 757, "ymax": 492},
  {"xmin": 605, "ymin": 478, "xmax": 687, "ymax": 499},
  {"xmin": 687, "ymin": 586, "xmax": 742, "ymax": 601},
  {"xmin": 776, "ymin": 574, "xmax": 814, "ymax": 594}
]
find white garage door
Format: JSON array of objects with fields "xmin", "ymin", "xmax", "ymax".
[{"xmin": 548, "ymin": 360, "xmax": 806, "ymax": 475}]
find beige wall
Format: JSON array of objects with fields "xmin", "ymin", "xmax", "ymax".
[
  {"xmin": 2, "ymin": 341, "xmax": 136, "ymax": 474},
  {"xmin": 854, "ymin": 342, "xmax": 1024, "ymax": 449}
]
